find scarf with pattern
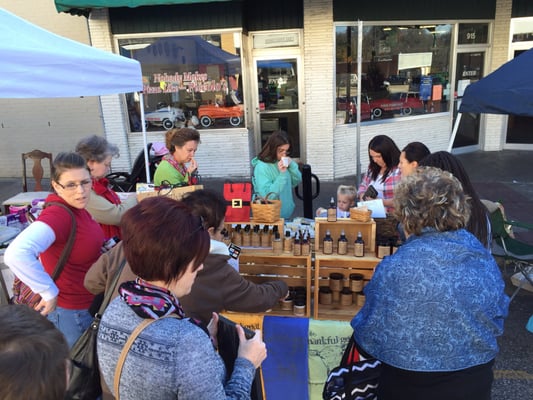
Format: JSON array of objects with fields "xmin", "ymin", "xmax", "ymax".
[
  {"xmin": 119, "ymin": 278, "xmax": 185, "ymax": 319},
  {"xmin": 162, "ymin": 154, "xmax": 189, "ymax": 181}
]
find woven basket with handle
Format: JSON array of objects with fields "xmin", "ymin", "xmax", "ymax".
[
  {"xmin": 349, "ymin": 207, "xmax": 372, "ymax": 222},
  {"xmin": 252, "ymin": 192, "xmax": 281, "ymax": 222}
]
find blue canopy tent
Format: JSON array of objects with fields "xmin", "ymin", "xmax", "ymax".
[
  {"xmin": 448, "ymin": 48, "xmax": 533, "ymax": 150},
  {"xmin": 0, "ymin": 8, "xmax": 156, "ymax": 181}
]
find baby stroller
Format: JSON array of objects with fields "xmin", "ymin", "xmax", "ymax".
[{"xmin": 106, "ymin": 142, "xmax": 167, "ymax": 192}]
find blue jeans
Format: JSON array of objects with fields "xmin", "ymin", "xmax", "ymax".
[{"xmin": 47, "ymin": 307, "xmax": 92, "ymax": 348}]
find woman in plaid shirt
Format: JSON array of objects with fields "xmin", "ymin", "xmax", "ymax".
[{"xmin": 358, "ymin": 135, "xmax": 401, "ymax": 213}]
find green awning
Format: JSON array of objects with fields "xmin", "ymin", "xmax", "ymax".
[{"xmin": 55, "ymin": 0, "xmax": 234, "ymax": 14}]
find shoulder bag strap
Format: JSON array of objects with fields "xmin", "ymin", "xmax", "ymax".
[
  {"xmin": 96, "ymin": 257, "xmax": 127, "ymax": 316},
  {"xmin": 113, "ymin": 314, "xmax": 180, "ymax": 400},
  {"xmin": 44, "ymin": 202, "xmax": 77, "ymax": 281}
]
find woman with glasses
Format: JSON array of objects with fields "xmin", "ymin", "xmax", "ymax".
[
  {"xmin": 76, "ymin": 135, "xmax": 137, "ymax": 239},
  {"xmin": 97, "ymin": 196, "xmax": 266, "ymax": 399},
  {"xmin": 153, "ymin": 127, "xmax": 200, "ymax": 186},
  {"xmin": 252, "ymin": 130, "xmax": 302, "ymax": 219},
  {"xmin": 5, "ymin": 152, "xmax": 105, "ymax": 347}
]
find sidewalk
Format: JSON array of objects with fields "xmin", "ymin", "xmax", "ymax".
[{"xmin": 0, "ymin": 150, "xmax": 532, "ymax": 399}]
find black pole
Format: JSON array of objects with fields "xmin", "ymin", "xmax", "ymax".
[{"xmin": 294, "ymin": 164, "xmax": 320, "ymax": 219}]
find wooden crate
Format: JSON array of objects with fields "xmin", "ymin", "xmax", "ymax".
[
  {"xmin": 238, "ymin": 250, "xmax": 312, "ymax": 317},
  {"xmin": 314, "ymin": 218, "xmax": 376, "ymax": 255},
  {"xmin": 313, "ymin": 254, "xmax": 379, "ymax": 321}
]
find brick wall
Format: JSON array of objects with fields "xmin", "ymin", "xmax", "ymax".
[
  {"xmin": 303, "ymin": 0, "xmax": 335, "ymax": 179},
  {"xmin": 483, "ymin": 0, "xmax": 513, "ymax": 151}
]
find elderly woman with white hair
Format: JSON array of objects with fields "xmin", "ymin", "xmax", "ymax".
[{"xmin": 351, "ymin": 166, "xmax": 509, "ymax": 400}]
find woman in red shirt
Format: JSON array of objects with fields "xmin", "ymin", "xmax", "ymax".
[{"xmin": 5, "ymin": 152, "xmax": 105, "ymax": 347}]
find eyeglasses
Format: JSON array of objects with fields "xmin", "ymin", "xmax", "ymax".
[{"xmin": 56, "ymin": 179, "xmax": 92, "ymax": 191}]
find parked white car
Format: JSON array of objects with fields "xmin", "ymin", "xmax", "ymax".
[{"xmin": 144, "ymin": 106, "xmax": 186, "ymax": 129}]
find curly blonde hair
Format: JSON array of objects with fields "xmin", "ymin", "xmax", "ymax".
[{"xmin": 393, "ymin": 166, "xmax": 471, "ymax": 236}]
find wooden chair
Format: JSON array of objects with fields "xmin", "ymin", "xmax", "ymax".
[{"xmin": 22, "ymin": 149, "xmax": 53, "ymax": 192}]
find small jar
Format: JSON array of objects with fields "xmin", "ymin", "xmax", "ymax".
[
  {"xmin": 319, "ymin": 287, "xmax": 333, "ymax": 305},
  {"xmin": 293, "ymin": 301, "xmax": 306, "ymax": 316},
  {"xmin": 329, "ymin": 273, "xmax": 344, "ymax": 292},
  {"xmin": 340, "ymin": 287, "xmax": 353, "ymax": 306},
  {"xmin": 356, "ymin": 292, "xmax": 366, "ymax": 307},
  {"xmin": 349, "ymin": 273, "xmax": 364, "ymax": 292},
  {"xmin": 280, "ymin": 297, "xmax": 294, "ymax": 311},
  {"xmin": 377, "ymin": 240, "xmax": 391, "ymax": 259}
]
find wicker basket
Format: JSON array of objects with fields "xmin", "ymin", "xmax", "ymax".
[
  {"xmin": 251, "ymin": 192, "xmax": 281, "ymax": 223},
  {"xmin": 349, "ymin": 207, "xmax": 372, "ymax": 222}
]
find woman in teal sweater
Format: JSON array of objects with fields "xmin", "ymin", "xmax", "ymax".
[{"xmin": 252, "ymin": 130, "xmax": 302, "ymax": 219}]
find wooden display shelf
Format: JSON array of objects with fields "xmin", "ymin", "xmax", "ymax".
[
  {"xmin": 313, "ymin": 254, "xmax": 379, "ymax": 321},
  {"xmin": 314, "ymin": 218, "xmax": 376, "ymax": 255},
  {"xmin": 239, "ymin": 250, "xmax": 312, "ymax": 317}
]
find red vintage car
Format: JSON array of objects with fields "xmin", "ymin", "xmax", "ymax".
[
  {"xmin": 198, "ymin": 104, "xmax": 244, "ymax": 127},
  {"xmin": 336, "ymin": 96, "xmax": 372, "ymax": 121},
  {"xmin": 368, "ymin": 92, "xmax": 424, "ymax": 118}
]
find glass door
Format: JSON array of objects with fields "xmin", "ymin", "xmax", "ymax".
[
  {"xmin": 452, "ymin": 51, "xmax": 485, "ymax": 149},
  {"xmin": 253, "ymin": 57, "xmax": 302, "ymax": 158}
]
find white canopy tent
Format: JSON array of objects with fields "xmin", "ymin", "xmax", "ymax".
[{"xmin": 0, "ymin": 8, "xmax": 152, "ymax": 181}]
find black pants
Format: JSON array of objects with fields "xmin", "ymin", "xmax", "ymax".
[{"xmin": 378, "ymin": 359, "xmax": 494, "ymax": 400}]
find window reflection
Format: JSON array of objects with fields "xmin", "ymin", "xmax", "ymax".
[
  {"xmin": 335, "ymin": 24, "xmax": 452, "ymax": 124},
  {"xmin": 119, "ymin": 34, "xmax": 244, "ymax": 131}
]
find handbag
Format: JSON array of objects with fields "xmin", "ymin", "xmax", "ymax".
[
  {"xmin": 11, "ymin": 202, "xmax": 76, "ymax": 308},
  {"xmin": 65, "ymin": 257, "xmax": 127, "ymax": 400},
  {"xmin": 223, "ymin": 181, "xmax": 252, "ymax": 222},
  {"xmin": 323, "ymin": 334, "xmax": 382, "ymax": 400}
]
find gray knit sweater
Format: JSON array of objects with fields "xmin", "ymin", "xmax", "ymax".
[{"xmin": 97, "ymin": 297, "xmax": 256, "ymax": 399}]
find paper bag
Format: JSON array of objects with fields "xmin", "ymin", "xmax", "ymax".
[{"xmin": 223, "ymin": 182, "xmax": 251, "ymax": 222}]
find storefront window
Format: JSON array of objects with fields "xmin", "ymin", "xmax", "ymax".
[
  {"xmin": 118, "ymin": 34, "xmax": 243, "ymax": 132},
  {"xmin": 335, "ymin": 24, "xmax": 452, "ymax": 124}
]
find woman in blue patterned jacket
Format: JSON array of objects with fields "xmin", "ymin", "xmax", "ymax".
[{"xmin": 351, "ymin": 166, "xmax": 509, "ymax": 400}]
